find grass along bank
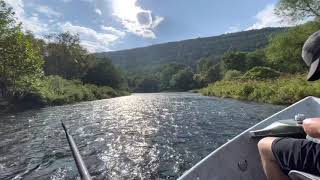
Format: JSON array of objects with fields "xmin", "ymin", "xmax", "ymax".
[
  {"xmin": 198, "ymin": 74, "xmax": 320, "ymax": 105},
  {"xmin": 2, "ymin": 76, "xmax": 129, "ymax": 112}
]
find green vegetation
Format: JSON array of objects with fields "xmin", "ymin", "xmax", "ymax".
[
  {"xmin": 242, "ymin": 67, "xmax": 280, "ymax": 80},
  {"xmin": 221, "ymin": 51, "xmax": 247, "ymax": 72},
  {"xmin": 14, "ymin": 76, "xmax": 128, "ymax": 106},
  {"xmin": 0, "ymin": 0, "xmax": 129, "ymax": 111},
  {"xmin": 98, "ymin": 28, "xmax": 284, "ymax": 73},
  {"xmin": 275, "ymin": 0, "xmax": 320, "ymax": 21},
  {"xmin": 265, "ymin": 21, "xmax": 320, "ymax": 73},
  {"xmin": 199, "ymin": 74, "xmax": 320, "ymax": 105},
  {"xmin": 116, "ymin": 19, "xmax": 320, "ymax": 99},
  {"xmin": 2, "ymin": 0, "xmax": 319, "ymax": 108},
  {"xmin": 223, "ymin": 70, "xmax": 243, "ymax": 80},
  {"xmin": 83, "ymin": 58, "xmax": 126, "ymax": 89},
  {"xmin": 170, "ymin": 68, "xmax": 195, "ymax": 90},
  {"xmin": 197, "ymin": 1, "xmax": 320, "ymax": 105}
]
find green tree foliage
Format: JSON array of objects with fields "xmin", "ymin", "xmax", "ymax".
[
  {"xmin": 135, "ymin": 77, "xmax": 160, "ymax": 93},
  {"xmin": 221, "ymin": 51, "xmax": 247, "ymax": 72},
  {"xmin": 83, "ymin": 58, "xmax": 125, "ymax": 89},
  {"xmin": 246, "ymin": 49, "xmax": 267, "ymax": 70},
  {"xmin": 100, "ymin": 28, "xmax": 284, "ymax": 73},
  {"xmin": 44, "ymin": 32, "xmax": 95, "ymax": 79},
  {"xmin": 0, "ymin": 0, "xmax": 43, "ymax": 97},
  {"xmin": 197, "ymin": 58, "xmax": 213, "ymax": 73},
  {"xmin": 194, "ymin": 60, "xmax": 222, "ymax": 87},
  {"xmin": 275, "ymin": 0, "xmax": 320, "ymax": 21},
  {"xmin": 193, "ymin": 73, "xmax": 207, "ymax": 88},
  {"xmin": 242, "ymin": 66, "xmax": 280, "ymax": 80},
  {"xmin": 160, "ymin": 63, "xmax": 186, "ymax": 90},
  {"xmin": 170, "ymin": 68, "xmax": 195, "ymax": 90},
  {"xmin": 204, "ymin": 64, "xmax": 222, "ymax": 83},
  {"xmin": 266, "ymin": 21, "xmax": 320, "ymax": 73},
  {"xmin": 223, "ymin": 70, "xmax": 243, "ymax": 80}
]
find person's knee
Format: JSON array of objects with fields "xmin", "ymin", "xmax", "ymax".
[{"xmin": 258, "ymin": 137, "xmax": 277, "ymax": 160}]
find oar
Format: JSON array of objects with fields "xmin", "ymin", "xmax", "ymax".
[{"xmin": 61, "ymin": 122, "xmax": 92, "ymax": 180}]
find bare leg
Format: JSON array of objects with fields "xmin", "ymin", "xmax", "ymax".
[{"xmin": 257, "ymin": 137, "xmax": 290, "ymax": 180}]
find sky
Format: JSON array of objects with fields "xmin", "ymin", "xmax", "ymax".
[{"xmin": 4, "ymin": 0, "xmax": 301, "ymax": 52}]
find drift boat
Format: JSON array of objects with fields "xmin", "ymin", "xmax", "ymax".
[{"xmin": 178, "ymin": 96, "xmax": 320, "ymax": 180}]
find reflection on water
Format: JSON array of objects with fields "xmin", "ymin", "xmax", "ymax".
[{"xmin": 0, "ymin": 93, "xmax": 284, "ymax": 179}]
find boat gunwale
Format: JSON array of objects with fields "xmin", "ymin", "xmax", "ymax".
[{"xmin": 178, "ymin": 96, "xmax": 316, "ymax": 179}]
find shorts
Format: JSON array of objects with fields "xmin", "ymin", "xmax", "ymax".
[{"xmin": 271, "ymin": 137, "xmax": 320, "ymax": 175}]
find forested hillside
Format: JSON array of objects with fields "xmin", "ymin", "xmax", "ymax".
[{"xmin": 98, "ymin": 28, "xmax": 284, "ymax": 72}]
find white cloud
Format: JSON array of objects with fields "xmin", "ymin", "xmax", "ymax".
[
  {"xmin": 35, "ymin": 5, "xmax": 61, "ymax": 18},
  {"xmin": 95, "ymin": 8, "xmax": 102, "ymax": 16},
  {"xmin": 62, "ymin": 22, "xmax": 122, "ymax": 52},
  {"xmin": 111, "ymin": 0, "xmax": 164, "ymax": 38},
  {"xmin": 247, "ymin": 4, "xmax": 300, "ymax": 30},
  {"xmin": 4, "ymin": 0, "xmax": 125, "ymax": 52},
  {"xmin": 4, "ymin": 0, "xmax": 49, "ymax": 35},
  {"xmin": 225, "ymin": 25, "xmax": 241, "ymax": 33},
  {"xmin": 101, "ymin": 26, "xmax": 126, "ymax": 37}
]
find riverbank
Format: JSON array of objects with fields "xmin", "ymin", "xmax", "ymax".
[
  {"xmin": 197, "ymin": 74, "xmax": 320, "ymax": 105},
  {"xmin": 1, "ymin": 76, "xmax": 130, "ymax": 113}
]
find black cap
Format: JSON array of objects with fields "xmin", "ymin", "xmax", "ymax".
[{"xmin": 302, "ymin": 30, "xmax": 320, "ymax": 81}]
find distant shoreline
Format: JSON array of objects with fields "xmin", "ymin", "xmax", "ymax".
[{"xmin": 0, "ymin": 92, "xmax": 130, "ymax": 115}]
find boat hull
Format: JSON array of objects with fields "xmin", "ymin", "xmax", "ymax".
[{"xmin": 179, "ymin": 96, "xmax": 320, "ymax": 180}]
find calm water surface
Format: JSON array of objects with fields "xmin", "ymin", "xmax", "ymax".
[{"xmin": 0, "ymin": 93, "xmax": 284, "ymax": 179}]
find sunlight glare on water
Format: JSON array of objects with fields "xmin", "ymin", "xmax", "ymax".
[{"xmin": 0, "ymin": 93, "xmax": 284, "ymax": 180}]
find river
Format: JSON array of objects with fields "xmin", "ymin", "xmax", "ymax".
[{"xmin": 0, "ymin": 93, "xmax": 284, "ymax": 180}]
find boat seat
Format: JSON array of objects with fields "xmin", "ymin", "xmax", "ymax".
[{"xmin": 289, "ymin": 170, "xmax": 320, "ymax": 180}]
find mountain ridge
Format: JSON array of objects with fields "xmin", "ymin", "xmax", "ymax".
[{"xmin": 96, "ymin": 27, "xmax": 285, "ymax": 73}]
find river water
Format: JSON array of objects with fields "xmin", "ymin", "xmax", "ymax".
[{"xmin": 0, "ymin": 93, "xmax": 284, "ymax": 180}]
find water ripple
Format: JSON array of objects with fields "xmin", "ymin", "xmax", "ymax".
[{"xmin": 0, "ymin": 93, "xmax": 284, "ymax": 179}]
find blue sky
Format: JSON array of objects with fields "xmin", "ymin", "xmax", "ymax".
[{"xmin": 4, "ymin": 0, "xmax": 298, "ymax": 52}]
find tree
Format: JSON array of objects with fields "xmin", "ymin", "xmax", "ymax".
[
  {"xmin": 170, "ymin": 68, "xmax": 195, "ymax": 90},
  {"xmin": 266, "ymin": 21, "xmax": 320, "ymax": 73},
  {"xmin": 193, "ymin": 73, "xmax": 206, "ymax": 88},
  {"xmin": 221, "ymin": 51, "xmax": 247, "ymax": 72},
  {"xmin": 275, "ymin": 0, "xmax": 320, "ymax": 21},
  {"xmin": 44, "ymin": 32, "xmax": 95, "ymax": 79},
  {"xmin": 0, "ymin": 0, "xmax": 43, "ymax": 97},
  {"xmin": 160, "ymin": 63, "xmax": 186, "ymax": 90},
  {"xmin": 204, "ymin": 64, "xmax": 222, "ymax": 84},
  {"xmin": 223, "ymin": 70, "xmax": 243, "ymax": 80},
  {"xmin": 135, "ymin": 77, "xmax": 160, "ymax": 92},
  {"xmin": 197, "ymin": 58, "xmax": 213, "ymax": 73},
  {"xmin": 83, "ymin": 58, "xmax": 125, "ymax": 89},
  {"xmin": 246, "ymin": 49, "xmax": 266, "ymax": 70}
]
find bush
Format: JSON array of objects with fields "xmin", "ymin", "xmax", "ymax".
[
  {"xmin": 13, "ymin": 75, "xmax": 129, "ymax": 106},
  {"xmin": 242, "ymin": 66, "xmax": 280, "ymax": 80},
  {"xmin": 200, "ymin": 74, "xmax": 320, "ymax": 105},
  {"xmin": 223, "ymin": 70, "xmax": 243, "ymax": 80}
]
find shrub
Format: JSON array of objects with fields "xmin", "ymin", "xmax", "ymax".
[
  {"xmin": 200, "ymin": 74, "xmax": 320, "ymax": 105},
  {"xmin": 242, "ymin": 66, "xmax": 280, "ymax": 80},
  {"xmin": 13, "ymin": 75, "xmax": 129, "ymax": 106},
  {"xmin": 223, "ymin": 70, "xmax": 243, "ymax": 80}
]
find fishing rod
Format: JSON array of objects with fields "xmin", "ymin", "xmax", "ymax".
[{"xmin": 61, "ymin": 122, "xmax": 92, "ymax": 180}]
